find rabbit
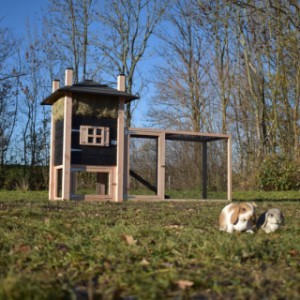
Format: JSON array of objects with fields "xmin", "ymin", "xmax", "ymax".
[
  {"xmin": 219, "ymin": 202, "xmax": 257, "ymax": 233},
  {"xmin": 256, "ymin": 208, "xmax": 284, "ymax": 233}
]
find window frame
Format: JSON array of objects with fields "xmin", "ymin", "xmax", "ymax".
[{"xmin": 80, "ymin": 125, "xmax": 110, "ymax": 146}]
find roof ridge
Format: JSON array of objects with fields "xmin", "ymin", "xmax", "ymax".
[{"xmin": 73, "ymin": 79, "xmax": 109, "ymax": 88}]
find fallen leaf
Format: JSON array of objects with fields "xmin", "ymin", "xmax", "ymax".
[
  {"xmin": 14, "ymin": 244, "xmax": 31, "ymax": 254},
  {"xmin": 45, "ymin": 234, "xmax": 54, "ymax": 241},
  {"xmin": 288, "ymin": 250, "xmax": 299, "ymax": 257},
  {"xmin": 140, "ymin": 258, "xmax": 150, "ymax": 266},
  {"xmin": 165, "ymin": 225, "xmax": 183, "ymax": 230},
  {"xmin": 175, "ymin": 280, "xmax": 194, "ymax": 290},
  {"xmin": 121, "ymin": 235, "xmax": 137, "ymax": 245}
]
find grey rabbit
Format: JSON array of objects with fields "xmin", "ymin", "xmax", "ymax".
[{"xmin": 256, "ymin": 208, "xmax": 284, "ymax": 233}]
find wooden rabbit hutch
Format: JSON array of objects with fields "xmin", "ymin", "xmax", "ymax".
[{"xmin": 42, "ymin": 69, "xmax": 232, "ymax": 201}]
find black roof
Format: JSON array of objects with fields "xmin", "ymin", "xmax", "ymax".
[{"xmin": 41, "ymin": 79, "xmax": 139, "ymax": 105}]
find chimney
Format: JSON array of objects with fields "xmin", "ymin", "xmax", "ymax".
[
  {"xmin": 65, "ymin": 68, "xmax": 73, "ymax": 86},
  {"xmin": 117, "ymin": 74, "xmax": 126, "ymax": 92},
  {"xmin": 52, "ymin": 79, "xmax": 60, "ymax": 92}
]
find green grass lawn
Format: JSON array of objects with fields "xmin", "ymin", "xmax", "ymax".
[{"xmin": 0, "ymin": 191, "xmax": 300, "ymax": 299}]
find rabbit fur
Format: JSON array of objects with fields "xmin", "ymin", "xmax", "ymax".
[
  {"xmin": 219, "ymin": 202, "xmax": 257, "ymax": 233},
  {"xmin": 256, "ymin": 208, "xmax": 284, "ymax": 233}
]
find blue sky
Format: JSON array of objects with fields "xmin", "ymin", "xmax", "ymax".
[
  {"xmin": 1, "ymin": 0, "xmax": 48, "ymax": 36},
  {"xmin": 1, "ymin": 0, "xmax": 157, "ymax": 128}
]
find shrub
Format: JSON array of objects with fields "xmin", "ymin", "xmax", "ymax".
[
  {"xmin": 0, "ymin": 165, "xmax": 48, "ymax": 191},
  {"xmin": 257, "ymin": 154, "xmax": 300, "ymax": 191}
]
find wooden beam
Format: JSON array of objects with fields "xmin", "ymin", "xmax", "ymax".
[
  {"xmin": 48, "ymin": 108, "xmax": 56, "ymax": 200},
  {"xmin": 158, "ymin": 133, "xmax": 166, "ymax": 200},
  {"xmin": 65, "ymin": 68, "xmax": 73, "ymax": 86},
  {"xmin": 117, "ymin": 74, "xmax": 126, "ymax": 92},
  {"xmin": 202, "ymin": 142, "xmax": 208, "ymax": 199},
  {"xmin": 52, "ymin": 79, "xmax": 60, "ymax": 91},
  {"xmin": 62, "ymin": 94, "xmax": 72, "ymax": 200},
  {"xmin": 227, "ymin": 136, "xmax": 232, "ymax": 201},
  {"xmin": 129, "ymin": 127, "xmax": 230, "ymax": 140},
  {"xmin": 49, "ymin": 80, "xmax": 60, "ymax": 200},
  {"xmin": 129, "ymin": 170, "xmax": 157, "ymax": 193},
  {"xmin": 123, "ymin": 130, "xmax": 129, "ymax": 200},
  {"xmin": 116, "ymin": 98, "xmax": 125, "ymax": 201}
]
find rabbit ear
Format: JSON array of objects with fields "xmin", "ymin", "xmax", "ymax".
[
  {"xmin": 251, "ymin": 202, "xmax": 257, "ymax": 208},
  {"xmin": 281, "ymin": 212, "xmax": 285, "ymax": 225},
  {"xmin": 230, "ymin": 205, "xmax": 240, "ymax": 224},
  {"xmin": 256, "ymin": 212, "xmax": 265, "ymax": 229},
  {"xmin": 261, "ymin": 211, "xmax": 269, "ymax": 228}
]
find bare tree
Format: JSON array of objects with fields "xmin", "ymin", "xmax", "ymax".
[
  {"xmin": 149, "ymin": 0, "xmax": 299, "ymax": 189},
  {"xmin": 232, "ymin": 0, "xmax": 300, "ymax": 160},
  {"xmin": 0, "ymin": 27, "xmax": 21, "ymax": 167},
  {"xmin": 17, "ymin": 30, "xmax": 51, "ymax": 189},
  {"xmin": 43, "ymin": 0, "xmax": 96, "ymax": 82},
  {"xmin": 148, "ymin": 0, "xmax": 210, "ymax": 132},
  {"xmin": 95, "ymin": 0, "xmax": 168, "ymax": 127},
  {"xmin": 148, "ymin": 0, "xmax": 226, "ymax": 192},
  {"xmin": 195, "ymin": 0, "xmax": 235, "ymax": 134}
]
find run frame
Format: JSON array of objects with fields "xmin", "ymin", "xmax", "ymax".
[{"xmin": 124, "ymin": 128, "xmax": 232, "ymax": 201}]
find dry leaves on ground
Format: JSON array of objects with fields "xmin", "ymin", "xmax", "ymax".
[
  {"xmin": 121, "ymin": 235, "xmax": 137, "ymax": 245},
  {"xmin": 175, "ymin": 280, "xmax": 194, "ymax": 290}
]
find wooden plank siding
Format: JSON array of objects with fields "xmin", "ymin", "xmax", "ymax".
[
  {"xmin": 54, "ymin": 120, "xmax": 64, "ymax": 166},
  {"xmin": 71, "ymin": 116, "xmax": 117, "ymax": 166}
]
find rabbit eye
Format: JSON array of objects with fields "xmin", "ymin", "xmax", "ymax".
[
  {"xmin": 242, "ymin": 208, "xmax": 246, "ymax": 212},
  {"xmin": 270, "ymin": 214, "xmax": 273, "ymax": 217}
]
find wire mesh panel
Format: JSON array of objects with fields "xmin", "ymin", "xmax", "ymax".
[
  {"xmin": 128, "ymin": 136, "xmax": 158, "ymax": 196},
  {"xmin": 73, "ymin": 171, "xmax": 110, "ymax": 195},
  {"xmin": 207, "ymin": 140, "xmax": 228, "ymax": 198},
  {"xmin": 70, "ymin": 167, "xmax": 113, "ymax": 200},
  {"xmin": 165, "ymin": 139, "xmax": 228, "ymax": 199},
  {"xmin": 165, "ymin": 140, "xmax": 202, "ymax": 199},
  {"xmin": 126, "ymin": 128, "xmax": 231, "ymax": 201}
]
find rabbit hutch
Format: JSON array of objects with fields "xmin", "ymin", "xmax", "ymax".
[{"xmin": 42, "ymin": 68, "xmax": 232, "ymax": 201}]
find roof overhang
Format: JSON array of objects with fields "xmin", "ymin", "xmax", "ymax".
[{"xmin": 41, "ymin": 81, "xmax": 140, "ymax": 105}]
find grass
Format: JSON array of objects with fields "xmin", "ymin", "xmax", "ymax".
[{"xmin": 0, "ymin": 191, "xmax": 300, "ymax": 299}]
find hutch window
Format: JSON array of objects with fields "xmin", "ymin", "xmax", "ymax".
[{"xmin": 80, "ymin": 126, "xmax": 110, "ymax": 146}]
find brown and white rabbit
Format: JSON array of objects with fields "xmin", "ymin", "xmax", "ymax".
[
  {"xmin": 219, "ymin": 202, "xmax": 257, "ymax": 233},
  {"xmin": 256, "ymin": 208, "xmax": 284, "ymax": 233}
]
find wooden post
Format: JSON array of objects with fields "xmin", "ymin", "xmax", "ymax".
[
  {"xmin": 227, "ymin": 136, "xmax": 232, "ymax": 201},
  {"xmin": 123, "ymin": 129, "xmax": 130, "ymax": 200},
  {"xmin": 116, "ymin": 76, "xmax": 126, "ymax": 202},
  {"xmin": 202, "ymin": 142, "xmax": 208, "ymax": 199},
  {"xmin": 96, "ymin": 173, "xmax": 107, "ymax": 195},
  {"xmin": 116, "ymin": 98, "xmax": 125, "ymax": 201},
  {"xmin": 117, "ymin": 74, "xmax": 126, "ymax": 92},
  {"xmin": 62, "ymin": 69, "xmax": 73, "ymax": 200},
  {"xmin": 52, "ymin": 80, "xmax": 60, "ymax": 91},
  {"xmin": 62, "ymin": 94, "xmax": 72, "ymax": 200},
  {"xmin": 49, "ymin": 109, "xmax": 55, "ymax": 199},
  {"xmin": 48, "ymin": 112, "xmax": 55, "ymax": 200},
  {"xmin": 49, "ymin": 80, "xmax": 60, "ymax": 200},
  {"xmin": 157, "ymin": 133, "xmax": 166, "ymax": 200}
]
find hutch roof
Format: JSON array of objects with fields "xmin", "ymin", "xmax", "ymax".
[{"xmin": 41, "ymin": 79, "xmax": 139, "ymax": 105}]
